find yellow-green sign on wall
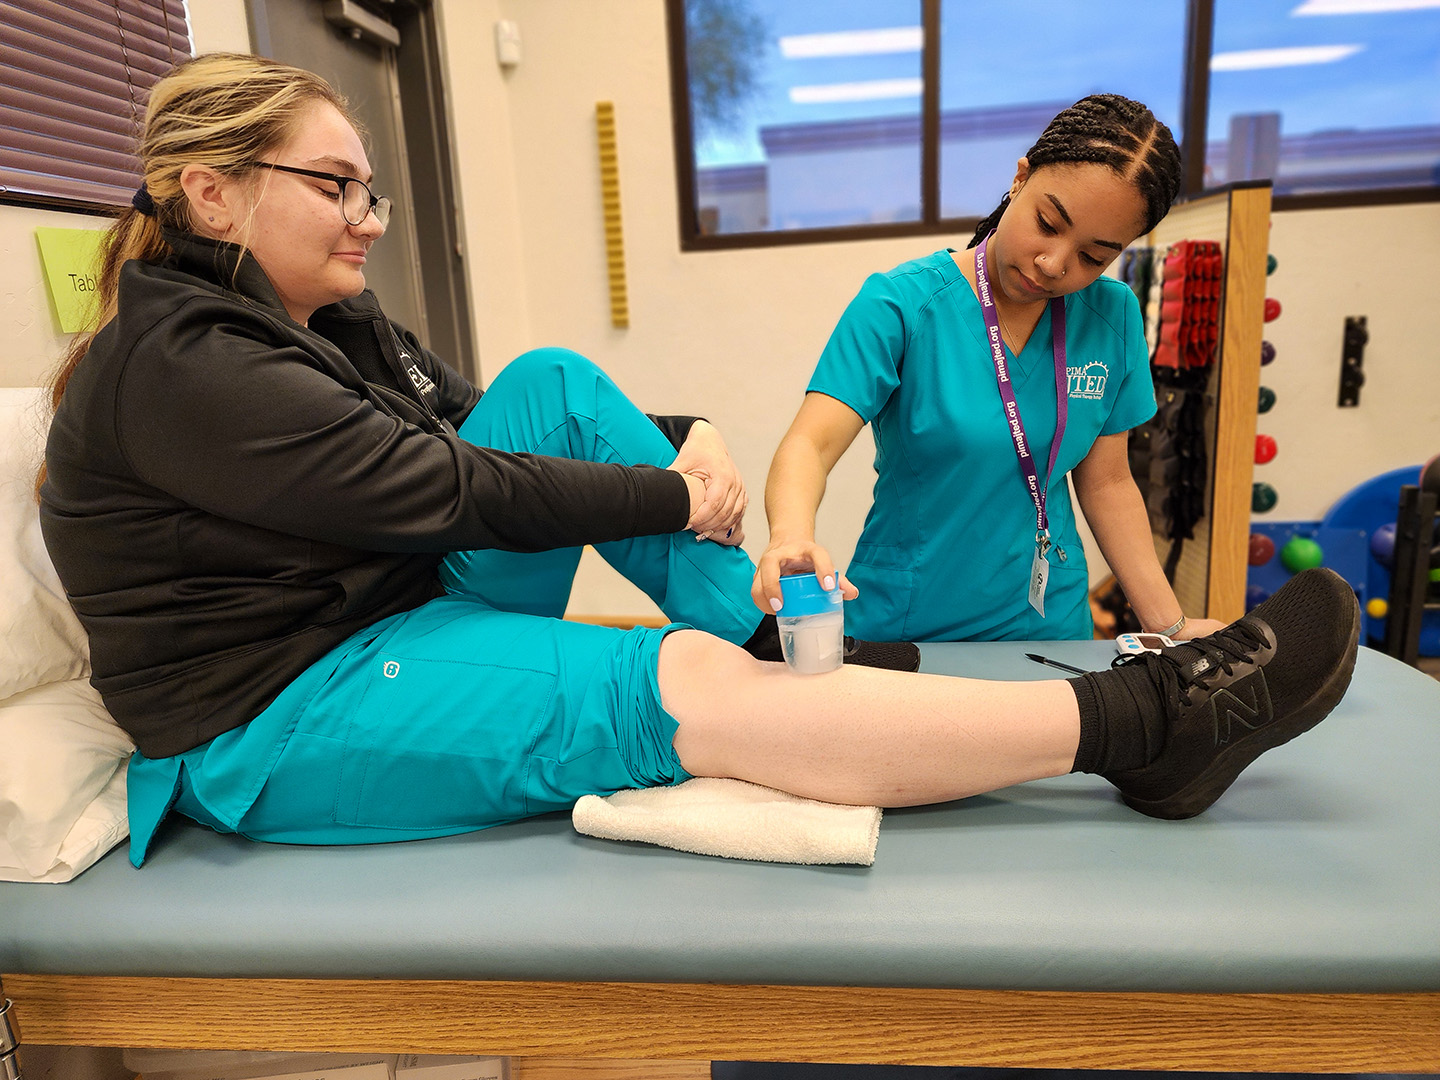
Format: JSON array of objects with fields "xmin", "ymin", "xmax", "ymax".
[{"xmin": 35, "ymin": 227, "xmax": 108, "ymax": 334}]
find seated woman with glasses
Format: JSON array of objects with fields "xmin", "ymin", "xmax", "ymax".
[{"xmin": 39, "ymin": 52, "xmax": 1359, "ymax": 865}]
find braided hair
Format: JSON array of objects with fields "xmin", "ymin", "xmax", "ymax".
[{"xmin": 966, "ymin": 94, "xmax": 1181, "ymax": 249}]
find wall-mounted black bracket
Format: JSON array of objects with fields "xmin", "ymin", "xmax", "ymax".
[{"xmin": 1339, "ymin": 315, "xmax": 1367, "ymax": 407}]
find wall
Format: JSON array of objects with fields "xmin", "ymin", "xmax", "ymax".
[
  {"xmin": 436, "ymin": 0, "xmax": 1440, "ymax": 618},
  {"xmin": 1259, "ymin": 204, "xmax": 1440, "ymax": 521},
  {"xmin": 0, "ymin": 203, "xmax": 99, "ymax": 388}
]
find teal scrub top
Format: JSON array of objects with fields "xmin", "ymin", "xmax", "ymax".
[{"xmin": 808, "ymin": 249, "xmax": 1157, "ymax": 642}]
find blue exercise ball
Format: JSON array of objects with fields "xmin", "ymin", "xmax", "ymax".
[{"xmin": 1370, "ymin": 522, "xmax": 1397, "ymax": 568}]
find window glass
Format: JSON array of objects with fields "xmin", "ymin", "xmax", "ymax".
[
  {"xmin": 1208, "ymin": 0, "xmax": 1440, "ymax": 194},
  {"xmin": 685, "ymin": 0, "xmax": 923, "ymax": 235},
  {"xmin": 938, "ymin": 1, "xmax": 1187, "ymax": 220}
]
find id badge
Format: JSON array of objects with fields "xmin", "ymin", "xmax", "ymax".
[{"xmin": 1028, "ymin": 543, "xmax": 1049, "ymax": 617}]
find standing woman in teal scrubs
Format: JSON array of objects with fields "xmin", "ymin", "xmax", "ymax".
[{"xmin": 754, "ymin": 95, "xmax": 1227, "ymax": 644}]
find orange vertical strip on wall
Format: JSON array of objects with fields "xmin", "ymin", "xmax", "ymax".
[{"xmin": 595, "ymin": 101, "xmax": 629, "ymax": 329}]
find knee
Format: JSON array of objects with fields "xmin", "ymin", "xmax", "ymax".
[
  {"xmin": 661, "ymin": 632, "xmax": 786, "ymax": 782},
  {"xmin": 658, "ymin": 630, "xmax": 765, "ymax": 713},
  {"xmin": 502, "ymin": 347, "xmax": 603, "ymax": 390},
  {"xmin": 487, "ymin": 348, "xmax": 613, "ymax": 419}
]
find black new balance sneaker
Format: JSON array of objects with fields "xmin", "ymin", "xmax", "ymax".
[
  {"xmin": 1104, "ymin": 567, "xmax": 1360, "ymax": 819},
  {"xmin": 843, "ymin": 635, "xmax": 922, "ymax": 672}
]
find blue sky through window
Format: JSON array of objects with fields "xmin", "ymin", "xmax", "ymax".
[
  {"xmin": 691, "ymin": 0, "xmax": 1440, "ymax": 168},
  {"xmin": 694, "ymin": 0, "xmax": 923, "ymax": 167},
  {"xmin": 1210, "ymin": 0, "xmax": 1440, "ymax": 139}
]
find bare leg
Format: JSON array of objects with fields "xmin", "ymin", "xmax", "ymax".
[{"xmin": 659, "ymin": 630, "xmax": 1079, "ymax": 807}]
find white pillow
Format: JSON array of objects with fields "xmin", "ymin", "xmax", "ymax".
[
  {"xmin": 0, "ymin": 677, "xmax": 132, "ymax": 882},
  {"xmin": 0, "ymin": 387, "xmax": 130, "ymax": 882},
  {"xmin": 0, "ymin": 386, "xmax": 90, "ymax": 699}
]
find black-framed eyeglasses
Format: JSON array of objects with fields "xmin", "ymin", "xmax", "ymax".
[{"xmin": 253, "ymin": 162, "xmax": 392, "ymax": 227}]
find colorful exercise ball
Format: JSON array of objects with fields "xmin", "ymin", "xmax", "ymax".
[
  {"xmin": 1258, "ymin": 385, "xmax": 1276, "ymax": 413},
  {"xmin": 1252, "ymin": 482, "xmax": 1278, "ymax": 513},
  {"xmin": 1246, "ymin": 584, "xmax": 1271, "ymax": 611},
  {"xmin": 1266, "ymin": 253, "xmax": 1278, "ymax": 275},
  {"xmin": 1370, "ymin": 522, "xmax": 1397, "ymax": 568},
  {"xmin": 1255, "ymin": 434, "xmax": 1277, "ymax": 465},
  {"xmin": 1260, "ymin": 340, "xmax": 1276, "ymax": 366},
  {"xmin": 1366, "ymin": 597, "xmax": 1388, "ymax": 619},
  {"xmin": 1280, "ymin": 535, "xmax": 1324, "ymax": 573},
  {"xmin": 1264, "ymin": 297, "xmax": 1282, "ymax": 322},
  {"xmin": 1248, "ymin": 533, "xmax": 1275, "ymax": 566}
]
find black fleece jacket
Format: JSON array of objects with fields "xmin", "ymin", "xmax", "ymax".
[{"xmin": 40, "ymin": 232, "xmax": 692, "ymax": 758}]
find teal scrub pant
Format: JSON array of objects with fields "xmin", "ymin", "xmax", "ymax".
[{"xmin": 164, "ymin": 348, "xmax": 762, "ymax": 846}]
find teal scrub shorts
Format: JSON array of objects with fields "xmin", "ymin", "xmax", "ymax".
[
  {"xmin": 131, "ymin": 347, "xmax": 760, "ymax": 858},
  {"xmin": 173, "ymin": 595, "xmax": 689, "ymax": 845}
]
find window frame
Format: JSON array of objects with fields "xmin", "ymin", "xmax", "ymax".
[
  {"xmin": 666, "ymin": 0, "xmax": 1440, "ymax": 251},
  {"xmin": 0, "ymin": 0, "xmax": 193, "ymax": 218}
]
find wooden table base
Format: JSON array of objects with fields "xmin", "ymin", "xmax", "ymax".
[{"xmin": 6, "ymin": 975, "xmax": 1439, "ymax": 1073}]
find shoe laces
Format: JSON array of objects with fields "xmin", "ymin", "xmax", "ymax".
[{"xmin": 1110, "ymin": 620, "xmax": 1270, "ymax": 708}]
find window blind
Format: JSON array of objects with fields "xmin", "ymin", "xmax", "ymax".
[{"xmin": 0, "ymin": 0, "xmax": 192, "ymax": 209}]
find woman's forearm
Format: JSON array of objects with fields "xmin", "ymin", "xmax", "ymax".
[
  {"xmin": 763, "ymin": 393, "xmax": 865, "ymax": 547},
  {"xmin": 1076, "ymin": 473, "xmax": 1186, "ymax": 633},
  {"xmin": 763, "ymin": 431, "xmax": 829, "ymax": 544}
]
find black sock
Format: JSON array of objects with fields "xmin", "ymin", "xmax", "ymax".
[
  {"xmin": 741, "ymin": 613, "xmax": 783, "ymax": 662},
  {"xmin": 1067, "ymin": 661, "xmax": 1170, "ymax": 775}
]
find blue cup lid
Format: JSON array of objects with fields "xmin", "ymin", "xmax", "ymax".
[{"xmin": 777, "ymin": 573, "xmax": 843, "ymax": 617}]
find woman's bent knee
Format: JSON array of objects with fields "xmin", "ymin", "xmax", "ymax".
[{"xmin": 499, "ymin": 346, "xmax": 601, "ymax": 389}]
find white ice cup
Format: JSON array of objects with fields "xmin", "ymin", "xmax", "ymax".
[{"xmin": 776, "ymin": 573, "xmax": 845, "ymax": 675}]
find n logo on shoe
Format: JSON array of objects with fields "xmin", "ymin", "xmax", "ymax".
[{"xmin": 1208, "ymin": 673, "xmax": 1273, "ymax": 745}]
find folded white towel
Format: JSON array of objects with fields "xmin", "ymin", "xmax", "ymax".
[{"xmin": 572, "ymin": 777, "xmax": 881, "ymax": 866}]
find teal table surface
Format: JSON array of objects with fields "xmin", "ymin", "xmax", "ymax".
[{"xmin": 2, "ymin": 644, "xmax": 1437, "ymax": 992}]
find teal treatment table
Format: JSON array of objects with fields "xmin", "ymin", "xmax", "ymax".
[{"xmin": 2, "ymin": 643, "xmax": 1438, "ymax": 1074}]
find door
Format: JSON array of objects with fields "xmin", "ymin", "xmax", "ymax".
[{"xmin": 247, "ymin": 0, "xmax": 475, "ymax": 377}]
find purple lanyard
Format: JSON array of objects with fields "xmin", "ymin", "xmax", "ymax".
[{"xmin": 974, "ymin": 235, "xmax": 1068, "ymax": 543}]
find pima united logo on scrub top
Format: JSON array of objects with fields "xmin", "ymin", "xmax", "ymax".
[{"xmin": 1066, "ymin": 361, "xmax": 1108, "ymax": 400}]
